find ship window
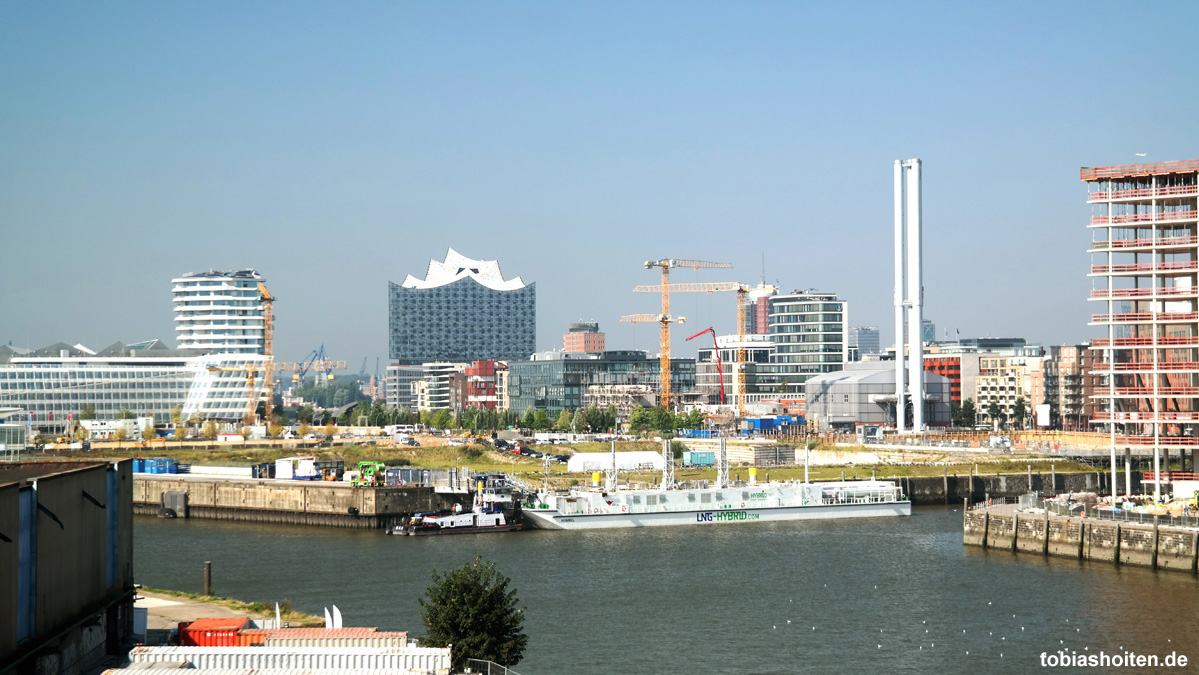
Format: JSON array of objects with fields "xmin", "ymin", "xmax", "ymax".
[
  {"xmin": 647, "ymin": 495, "xmax": 657, "ymax": 506},
  {"xmin": 742, "ymin": 491, "xmax": 750, "ymax": 500},
  {"xmin": 715, "ymin": 493, "xmax": 723, "ymax": 501},
  {"xmin": 688, "ymin": 493, "xmax": 696, "ymax": 503},
  {"xmin": 701, "ymin": 493, "xmax": 711, "ymax": 503},
  {"xmin": 632, "ymin": 495, "xmax": 641, "ymax": 505}
]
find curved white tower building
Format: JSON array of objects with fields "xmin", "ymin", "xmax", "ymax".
[{"xmin": 172, "ymin": 270, "xmax": 267, "ymax": 354}]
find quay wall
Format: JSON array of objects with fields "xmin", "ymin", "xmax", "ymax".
[
  {"xmin": 901, "ymin": 470, "xmax": 1141, "ymax": 506},
  {"xmin": 965, "ymin": 505, "xmax": 1199, "ymax": 576},
  {"xmin": 133, "ymin": 475, "xmax": 461, "ymax": 529}
]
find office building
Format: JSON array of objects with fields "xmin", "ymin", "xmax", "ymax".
[
  {"xmin": 564, "ymin": 321, "xmax": 605, "ymax": 353},
  {"xmin": 0, "ymin": 341, "xmax": 266, "ymax": 432},
  {"xmin": 766, "ymin": 289, "xmax": 848, "ymax": 390},
  {"xmin": 173, "ymin": 269, "xmax": 268, "ymax": 354},
  {"xmin": 1, "ymin": 460, "xmax": 135, "ymax": 675},
  {"xmin": 389, "ymin": 249, "xmax": 536, "ymax": 364},
  {"xmin": 694, "ymin": 334, "xmax": 781, "ymax": 407},
  {"xmin": 922, "ymin": 319, "xmax": 937, "ymax": 344},
  {"xmin": 0, "ymin": 408, "xmax": 27, "ymax": 460},
  {"xmin": 849, "ymin": 326, "xmax": 880, "ymax": 356},
  {"xmin": 1084, "ymin": 159, "xmax": 1199, "ymax": 461},
  {"xmin": 385, "ymin": 364, "xmax": 424, "ymax": 410},
  {"xmin": 508, "ymin": 351, "xmax": 695, "ymax": 412}
]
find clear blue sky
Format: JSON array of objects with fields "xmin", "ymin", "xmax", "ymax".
[{"xmin": 3, "ymin": 1, "xmax": 1197, "ymax": 372}]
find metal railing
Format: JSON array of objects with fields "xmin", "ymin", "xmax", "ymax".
[
  {"xmin": 465, "ymin": 659, "xmax": 524, "ymax": 675},
  {"xmin": 1034, "ymin": 500, "xmax": 1199, "ymax": 529}
]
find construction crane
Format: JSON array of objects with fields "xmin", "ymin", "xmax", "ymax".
[
  {"xmin": 627, "ymin": 258, "xmax": 732, "ymax": 410},
  {"xmin": 208, "ymin": 358, "xmax": 347, "ymax": 424},
  {"xmin": 634, "ymin": 281, "xmax": 775, "ymax": 418},
  {"xmin": 293, "ymin": 345, "xmax": 336, "ymax": 385},
  {"xmin": 685, "ymin": 327, "xmax": 725, "ymax": 405},
  {"xmin": 258, "ymin": 283, "xmax": 276, "ymax": 421}
]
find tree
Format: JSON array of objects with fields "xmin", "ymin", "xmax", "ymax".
[
  {"xmin": 142, "ymin": 422, "xmax": 157, "ymax": 441},
  {"xmin": 169, "ymin": 405, "xmax": 183, "ymax": 427},
  {"xmin": 986, "ymin": 400, "xmax": 1002, "ymax": 429},
  {"xmin": 553, "ymin": 409, "xmax": 572, "ymax": 432},
  {"xmin": 74, "ymin": 424, "xmax": 89, "ymax": 443},
  {"xmin": 431, "ymin": 409, "xmax": 452, "ymax": 430},
  {"xmin": 419, "ymin": 557, "xmax": 527, "ymax": 671},
  {"xmin": 1012, "ymin": 397, "xmax": 1028, "ymax": 430},
  {"xmin": 532, "ymin": 409, "xmax": 550, "ymax": 430},
  {"xmin": 957, "ymin": 398, "xmax": 977, "ymax": 428},
  {"xmin": 239, "ymin": 426, "xmax": 252, "ymax": 441},
  {"xmin": 117, "ymin": 406, "xmax": 135, "ymax": 420},
  {"xmin": 324, "ymin": 422, "xmax": 337, "ymax": 440},
  {"xmin": 203, "ymin": 420, "xmax": 219, "ymax": 440},
  {"xmin": 267, "ymin": 423, "xmax": 284, "ymax": 439},
  {"xmin": 80, "ymin": 404, "xmax": 97, "ymax": 421},
  {"xmin": 297, "ymin": 422, "xmax": 312, "ymax": 438},
  {"xmin": 521, "ymin": 407, "xmax": 535, "ymax": 430},
  {"xmin": 113, "ymin": 427, "xmax": 128, "ymax": 446},
  {"xmin": 297, "ymin": 404, "xmax": 315, "ymax": 424}
]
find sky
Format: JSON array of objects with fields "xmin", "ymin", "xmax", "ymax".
[{"xmin": 3, "ymin": 1, "xmax": 1199, "ymax": 374}]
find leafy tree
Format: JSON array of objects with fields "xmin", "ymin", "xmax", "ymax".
[
  {"xmin": 1012, "ymin": 397, "xmax": 1028, "ymax": 430},
  {"xmin": 142, "ymin": 423, "xmax": 157, "ymax": 441},
  {"xmin": 296, "ymin": 404, "xmax": 315, "ymax": 424},
  {"xmin": 74, "ymin": 424, "xmax": 90, "ymax": 443},
  {"xmin": 113, "ymin": 427, "xmax": 128, "ymax": 446},
  {"xmin": 986, "ymin": 400, "xmax": 1003, "ymax": 429},
  {"xmin": 521, "ymin": 407, "xmax": 536, "ymax": 429},
  {"xmin": 239, "ymin": 426, "xmax": 252, "ymax": 441},
  {"xmin": 80, "ymin": 404, "xmax": 97, "ymax": 420},
  {"xmin": 203, "ymin": 420, "xmax": 219, "ymax": 440},
  {"xmin": 169, "ymin": 405, "xmax": 183, "ymax": 426},
  {"xmin": 570, "ymin": 409, "xmax": 584, "ymax": 433},
  {"xmin": 553, "ymin": 409, "xmax": 572, "ymax": 432},
  {"xmin": 419, "ymin": 557, "xmax": 527, "ymax": 671},
  {"xmin": 117, "ymin": 406, "xmax": 135, "ymax": 420},
  {"xmin": 532, "ymin": 409, "xmax": 550, "ymax": 430},
  {"xmin": 956, "ymin": 398, "xmax": 977, "ymax": 427},
  {"xmin": 267, "ymin": 423, "xmax": 284, "ymax": 439},
  {"xmin": 324, "ymin": 422, "xmax": 337, "ymax": 439},
  {"xmin": 431, "ymin": 408, "xmax": 453, "ymax": 430},
  {"xmin": 297, "ymin": 422, "xmax": 312, "ymax": 438}
]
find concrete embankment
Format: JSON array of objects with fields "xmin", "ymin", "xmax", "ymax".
[
  {"xmin": 896, "ymin": 469, "xmax": 1139, "ymax": 506},
  {"xmin": 134, "ymin": 475, "xmax": 463, "ymax": 528},
  {"xmin": 964, "ymin": 505, "xmax": 1199, "ymax": 574}
]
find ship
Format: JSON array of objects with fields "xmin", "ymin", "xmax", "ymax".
[
  {"xmin": 522, "ymin": 440, "xmax": 910, "ymax": 530},
  {"xmin": 390, "ymin": 476, "xmax": 524, "ymax": 536}
]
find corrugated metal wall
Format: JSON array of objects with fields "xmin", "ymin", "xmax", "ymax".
[{"xmin": 129, "ymin": 646, "xmax": 451, "ymax": 671}]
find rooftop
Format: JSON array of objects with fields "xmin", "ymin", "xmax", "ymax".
[
  {"xmin": 1080, "ymin": 159, "xmax": 1199, "ymax": 181},
  {"xmin": 399, "ymin": 248, "xmax": 527, "ymax": 291}
]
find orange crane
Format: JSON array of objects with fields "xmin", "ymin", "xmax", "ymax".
[
  {"xmin": 633, "ymin": 281, "xmax": 774, "ymax": 418},
  {"xmin": 205, "ymin": 359, "xmax": 347, "ymax": 424},
  {"xmin": 258, "ymin": 283, "xmax": 276, "ymax": 421},
  {"xmin": 622, "ymin": 259, "xmax": 732, "ymax": 409}
]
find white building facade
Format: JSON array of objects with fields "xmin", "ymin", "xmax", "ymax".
[{"xmin": 173, "ymin": 269, "xmax": 267, "ymax": 354}]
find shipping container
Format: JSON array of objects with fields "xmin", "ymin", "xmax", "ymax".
[
  {"xmin": 128, "ymin": 646, "xmax": 451, "ymax": 672},
  {"xmin": 178, "ymin": 619, "xmax": 249, "ymax": 647},
  {"xmin": 683, "ymin": 451, "xmax": 715, "ymax": 468}
]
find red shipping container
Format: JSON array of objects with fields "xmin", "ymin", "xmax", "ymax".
[{"xmin": 179, "ymin": 618, "xmax": 248, "ymax": 647}]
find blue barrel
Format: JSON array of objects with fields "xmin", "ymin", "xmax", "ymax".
[{"xmin": 133, "ymin": 458, "xmax": 144, "ymax": 473}]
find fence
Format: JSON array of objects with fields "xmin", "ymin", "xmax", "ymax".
[
  {"xmin": 1035, "ymin": 499, "xmax": 1199, "ymax": 529},
  {"xmin": 465, "ymin": 659, "xmax": 524, "ymax": 675}
]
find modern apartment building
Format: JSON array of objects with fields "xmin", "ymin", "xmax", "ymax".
[
  {"xmin": 1043, "ymin": 344, "xmax": 1088, "ymax": 430},
  {"xmin": 1084, "ymin": 159, "xmax": 1199, "ymax": 457},
  {"xmin": 564, "ymin": 321, "xmax": 605, "ymax": 353},
  {"xmin": 384, "ymin": 364, "xmax": 423, "ymax": 410},
  {"xmin": 388, "ymin": 249, "xmax": 536, "ymax": 364},
  {"xmin": 767, "ymin": 289, "xmax": 848, "ymax": 391},
  {"xmin": 173, "ymin": 269, "xmax": 267, "ymax": 354},
  {"xmin": 465, "ymin": 360, "xmax": 507, "ymax": 409},
  {"xmin": 413, "ymin": 362, "xmax": 469, "ymax": 410}
]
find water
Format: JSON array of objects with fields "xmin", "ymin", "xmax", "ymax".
[{"xmin": 135, "ymin": 507, "xmax": 1197, "ymax": 674}]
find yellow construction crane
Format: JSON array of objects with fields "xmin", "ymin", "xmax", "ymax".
[
  {"xmin": 632, "ymin": 281, "xmax": 774, "ymax": 418},
  {"xmin": 624, "ymin": 259, "xmax": 732, "ymax": 410},
  {"xmin": 258, "ymin": 283, "xmax": 276, "ymax": 421}
]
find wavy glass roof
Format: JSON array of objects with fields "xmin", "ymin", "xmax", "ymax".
[{"xmin": 401, "ymin": 248, "xmax": 526, "ymax": 291}]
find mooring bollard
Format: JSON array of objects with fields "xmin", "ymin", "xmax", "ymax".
[{"xmin": 203, "ymin": 560, "xmax": 212, "ymax": 597}]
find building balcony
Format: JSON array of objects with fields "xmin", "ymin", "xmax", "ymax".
[
  {"xmin": 1088, "ymin": 184, "xmax": 1199, "ymax": 202},
  {"xmin": 1089, "ymin": 286, "xmax": 1198, "ymax": 300},
  {"xmin": 1090, "ymin": 311, "xmax": 1198, "ymax": 324},
  {"xmin": 1111, "ymin": 436, "xmax": 1199, "ymax": 448},
  {"xmin": 1081, "ymin": 160, "xmax": 1199, "ymax": 181},
  {"xmin": 1093, "ymin": 411, "xmax": 1199, "ymax": 423},
  {"xmin": 1093, "ymin": 386, "xmax": 1199, "ymax": 397},
  {"xmin": 1090, "ymin": 261, "xmax": 1198, "ymax": 276},
  {"xmin": 1092, "ymin": 336, "xmax": 1199, "ymax": 348},
  {"xmin": 1100, "ymin": 361, "xmax": 1199, "ymax": 372},
  {"xmin": 1089, "ymin": 235, "xmax": 1198, "ymax": 251},
  {"xmin": 1091, "ymin": 209, "xmax": 1199, "ymax": 226}
]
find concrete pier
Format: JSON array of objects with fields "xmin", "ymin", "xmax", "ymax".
[
  {"xmin": 965, "ymin": 504, "xmax": 1199, "ymax": 575},
  {"xmin": 134, "ymin": 474, "xmax": 463, "ymax": 529}
]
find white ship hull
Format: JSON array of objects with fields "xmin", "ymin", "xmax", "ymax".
[
  {"xmin": 524, "ymin": 500, "xmax": 910, "ymax": 530},
  {"xmin": 523, "ymin": 480, "xmax": 911, "ymax": 530}
]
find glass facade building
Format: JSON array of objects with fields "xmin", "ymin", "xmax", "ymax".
[
  {"xmin": 389, "ymin": 249, "xmax": 536, "ymax": 364},
  {"xmin": 173, "ymin": 269, "xmax": 267, "ymax": 354},
  {"xmin": 767, "ymin": 290, "xmax": 848, "ymax": 390},
  {"xmin": 508, "ymin": 351, "xmax": 695, "ymax": 412}
]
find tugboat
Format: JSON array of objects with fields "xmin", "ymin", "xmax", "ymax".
[{"xmin": 391, "ymin": 476, "xmax": 524, "ymax": 536}]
